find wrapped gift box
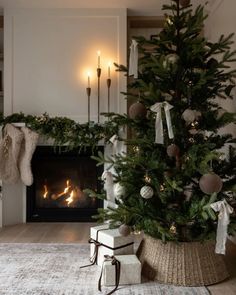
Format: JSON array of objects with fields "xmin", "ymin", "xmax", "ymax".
[
  {"xmin": 102, "ymin": 255, "xmax": 141, "ymax": 286},
  {"xmin": 90, "ymin": 224, "xmax": 134, "ymax": 266}
]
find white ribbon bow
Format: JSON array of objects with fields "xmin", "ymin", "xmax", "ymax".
[
  {"xmin": 101, "ymin": 171, "xmax": 115, "ymax": 203},
  {"xmin": 150, "ymin": 102, "xmax": 174, "ymax": 144},
  {"xmin": 210, "ymin": 199, "xmax": 233, "ymax": 255},
  {"xmin": 129, "ymin": 39, "xmax": 138, "ymax": 79}
]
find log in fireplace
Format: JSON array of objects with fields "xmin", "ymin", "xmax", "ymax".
[{"xmin": 27, "ymin": 146, "xmax": 103, "ymax": 222}]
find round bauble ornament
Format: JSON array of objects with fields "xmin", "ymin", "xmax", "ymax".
[
  {"xmin": 118, "ymin": 224, "xmax": 131, "ymax": 237},
  {"xmin": 140, "ymin": 185, "xmax": 154, "ymax": 199},
  {"xmin": 129, "ymin": 102, "xmax": 147, "ymax": 120},
  {"xmin": 113, "ymin": 183, "xmax": 125, "ymax": 199},
  {"xmin": 163, "ymin": 53, "xmax": 179, "ymax": 68},
  {"xmin": 199, "ymin": 173, "xmax": 223, "ymax": 194},
  {"xmin": 182, "ymin": 109, "xmax": 196, "ymax": 123},
  {"xmin": 180, "ymin": 0, "xmax": 191, "ymax": 7},
  {"xmin": 167, "ymin": 144, "xmax": 180, "ymax": 157}
]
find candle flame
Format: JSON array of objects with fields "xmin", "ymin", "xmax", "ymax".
[{"xmin": 97, "ymin": 50, "xmax": 101, "ymax": 56}]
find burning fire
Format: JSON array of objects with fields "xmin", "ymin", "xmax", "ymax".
[
  {"xmin": 41, "ymin": 179, "xmax": 87, "ymax": 207},
  {"xmin": 66, "ymin": 190, "xmax": 74, "ymax": 206},
  {"xmin": 57, "ymin": 180, "xmax": 71, "ymax": 197},
  {"xmin": 43, "ymin": 185, "xmax": 48, "ymax": 199}
]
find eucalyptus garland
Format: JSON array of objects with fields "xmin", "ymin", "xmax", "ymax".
[{"xmin": 0, "ymin": 112, "xmax": 125, "ymax": 151}]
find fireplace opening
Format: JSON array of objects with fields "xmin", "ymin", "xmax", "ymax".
[{"xmin": 27, "ymin": 146, "xmax": 103, "ymax": 222}]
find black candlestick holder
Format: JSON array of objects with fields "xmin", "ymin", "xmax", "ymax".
[
  {"xmin": 107, "ymin": 78, "xmax": 111, "ymax": 113},
  {"xmin": 97, "ymin": 68, "xmax": 101, "ymax": 123},
  {"xmin": 86, "ymin": 87, "xmax": 91, "ymax": 122}
]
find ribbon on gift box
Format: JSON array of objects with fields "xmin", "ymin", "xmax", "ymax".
[
  {"xmin": 80, "ymin": 227, "xmax": 134, "ymax": 268},
  {"xmin": 210, "ymin": 199, "xmax": 234, "ymax": 255},
  {"xmin": 150, "ymin": 102, "xmax": 174, "ymax": 144},
  {"xmin": 98, "ymin": 255, "xmax": 121, "ymax": 295}
]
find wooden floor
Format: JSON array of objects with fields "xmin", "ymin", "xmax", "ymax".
[{"xmin": 0, "ymin": 223, "xmax": 235, "ymax": 295}]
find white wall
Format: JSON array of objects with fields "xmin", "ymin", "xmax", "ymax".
[
  {"xmin": 4, "ymin": 8, "xmax": 127, "ymax": 120},
  {"xmin": 1, "ymin": 7, "xmax": 127, "ymax": 226},
  {"xmin": 205, "ymin": 0, "xmax": 236, "ymax": 137},
  {"xmin": 205, "ymin": 0, "xmax": 236, "ymax": 243}
]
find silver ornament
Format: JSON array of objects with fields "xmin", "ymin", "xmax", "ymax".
[{"xmin": 140, "ymin": 185, "xmax": 154, "ymax": 199}]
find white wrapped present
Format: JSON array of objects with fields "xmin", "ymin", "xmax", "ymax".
[
  {"xmin": 89, "ymin": 224, "xmax": 134, "ymax": 266},
  {"xmin": 99, "ymin": 255, "xmax": 141, "ymax": 289}
]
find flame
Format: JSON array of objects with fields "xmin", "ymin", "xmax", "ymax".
[
  {"xmin": 57, "ymin": 180, "xmax": 71, "ymax": 198},
  {"xmin": 66, "ymin": 190, "xmax": 74, "ymax": 206},
  {"xmin": 43, "ymin": 185, "xmax": 48, "ymax": 199}
]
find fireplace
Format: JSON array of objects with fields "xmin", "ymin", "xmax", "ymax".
[{"xmin": 27, "ymin": 146, "xmax": 103, "ymax": 222}]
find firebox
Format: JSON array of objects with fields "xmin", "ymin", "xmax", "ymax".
[{"xmin": 27, "ymin": 146, "xmax": 103, "ymax": 222}]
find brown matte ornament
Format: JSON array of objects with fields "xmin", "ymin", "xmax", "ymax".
[
  {"xmin": 118, "ymin": 224, "xmax": 131, "ymax": 237},
  {"xmin": 182, "ymin": 109, "xmax": 196, "ymax": 123},
  {"xmin": 167, "ymin": 144, "xmax": 180, "ymax": 157},
  {"xmin": 180, "ymin": 0, "xmax": 191, "ymax": 7},
  {"xmin": 129, "ymin": 102, "xmax": 147, "ymax": 119},
  {"xmin": 199, "ymin": 173, "xmax": 223, "ymax": 194}
]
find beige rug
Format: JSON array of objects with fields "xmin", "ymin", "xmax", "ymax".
[{"xmin": 0, "ymin": 243, "xmax": 209, "ymax": 295}]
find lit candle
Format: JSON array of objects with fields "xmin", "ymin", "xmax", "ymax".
[
  {"xmin": 87, "ymin": 72, "xmax": 91, "ymax": 88},
  {"xmin": 108, "ymin": 62, "xmax": 111, "ymax": 78},
  {"xmin": 97, "ymin": 50, "xmax": 101, "ymax": 68}
]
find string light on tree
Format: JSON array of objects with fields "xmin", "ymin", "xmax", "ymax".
[
  {"xmin": 169, "ymin": 224, "xmax": 177, "ymax": 234},
  {"xmin": 144, "ymin": 173, "xmax": 151, "ymax": 184}
]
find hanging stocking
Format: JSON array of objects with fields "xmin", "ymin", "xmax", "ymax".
[
  {"xmin": 0, "ymin": 124, "xmax": 24, "ymax": 184},
  {"xmin": 19, "ymin": 127, "xmax": 39, "ymax": 186}
]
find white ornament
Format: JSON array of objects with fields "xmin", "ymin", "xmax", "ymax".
[
  {"xmin": 102, "ymin": 171, "xmax": 115, "ymax": 202},
  {"xmin": 150, "ymin": 102, "xmax": 174, "ymax": 144},
  {"xmin": 129, "ymin": 39, "xmax": 138, "ymax": 78},
  {"xmin": 140, "ymin": 185, "xmax": 154, "ymax": 199},
  {"xmin": 163, "ymin": 54, "xmax": 179, "ymax": 69},
  {"xmin": 113, "ymin": 183, "xmax": 125, "ymax": 200},
  {"xmin": 210, "ymin": 199, "xmax": 233, "ymax": 255}
]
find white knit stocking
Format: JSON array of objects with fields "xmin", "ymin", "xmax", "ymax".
[
  {"xmin": 0, "ymin": 124, "xmax": 24, "ymax": 184},
  {"xmin": 19, "ymin": 127, "xmax": 39, "ymax": 186}
]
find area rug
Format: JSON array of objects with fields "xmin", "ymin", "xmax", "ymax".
[{"xmin": 0, "ymin": 243, "xmax": 209, "ymax": 295}]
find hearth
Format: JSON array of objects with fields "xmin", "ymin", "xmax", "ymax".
[{"xmin": 27, "ymin": 146, "xmax": 103, "ymax": 222}]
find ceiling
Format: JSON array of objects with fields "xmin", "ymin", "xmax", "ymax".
[{"xmin": 0, "ymin": 0, "xmax": 212, "ymax": 16}]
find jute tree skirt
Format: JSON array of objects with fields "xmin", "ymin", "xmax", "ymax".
[{"xmin": 137, "ymin": 234, "xmax": 229, "ymax": 286}]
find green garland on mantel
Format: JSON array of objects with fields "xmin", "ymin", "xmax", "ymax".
[{"xmin": 0, "ymin": 112, "xmax": 128, "ymax": 151}]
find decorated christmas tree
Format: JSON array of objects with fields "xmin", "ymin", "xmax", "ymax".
[{"xmin": 91, "ymin": 0, "xmax": 236, "ymax": 249}]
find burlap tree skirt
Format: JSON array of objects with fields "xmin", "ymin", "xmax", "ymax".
[{"xmin": 137, "ymin": 234, "xmax": 229, "ymax": 286}]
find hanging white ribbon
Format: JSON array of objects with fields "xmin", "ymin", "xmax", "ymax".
[
  {"xmin": 210, "ymin": 199, "xmax": 234, "ymax": 255},
  {"xmin": 101, "ymin": 170, "xmax": 115, "ymax": 203},
  {"xmin": 150, "ymin": 102, "xmax": 174, "ymax": 144},
  {"xmin": 129, "ymin": 39, "xmax": 138, "ymax": 79}
]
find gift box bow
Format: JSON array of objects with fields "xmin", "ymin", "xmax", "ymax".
[{"xmin": 98, "ymin": 255, "xmax": 121, "ymax": 295}]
